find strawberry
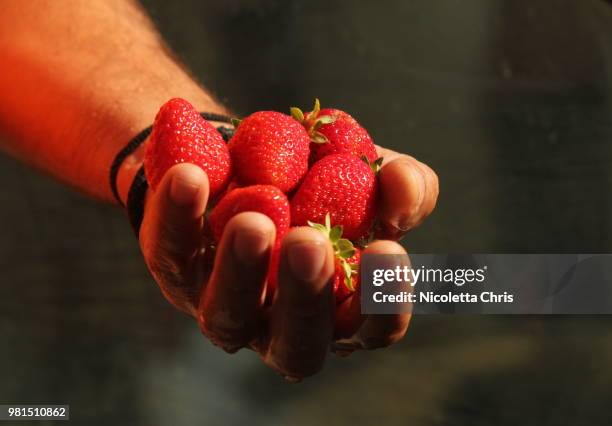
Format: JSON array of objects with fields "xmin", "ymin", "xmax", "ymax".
[
  {"xmin": 228, "ymin": 111, "xmax": 310, "ymax": 193},
  {"xmin": 334, "ymin": 249, "xmax": 361, "ymax": 304},
  {"xmin": 308, "ymin": 214, "xmax": 360, "ymax": 304},
  {"xmin": 208, "ymin": 185, "xmax": 290, "ymax": 243},
  {"xmin": 144, "ymin": 98, "xmax": 231, "ymax": 197},
  {"xmin": 291, "ymin": 154, "xmax": 380, "ymax": 241},
  {"xmin": 210, "ymin": 179, "xmax": 241, "ymax": 207},
  {"xmin": 291, "ymin": 99, "xmax": 378, "ymax": 163},
  {"xmin": 208, "ymin": 185, "xmax": 291, "ymax": 298},
  {"xmin": 266, "ymin": 245, "xmax": 282, "ymax": 301}
]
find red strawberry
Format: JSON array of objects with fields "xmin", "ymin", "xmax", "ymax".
[
  {"xmin": 210, "ymin": 179, "xmax": 241, "ymax": 207},
  {"xmin": 308, "ymin": 214, "xmax": 360, "ymax": 304},
  {"xmin": 334, "ymin": 249, "xmax": 361, "ymax": 304},
  {"xmin": 228, "ymin": 111, "xmax": 310, "ymax": 193},
  {"xmin": 291, "ymin": 99, "xmax": 378, "ymax": 163},
  {"xmin": 145, "ymin": 98, "xmax": 231, "ymax": 197},
  {"xmin": 291, "ymin": 154, "xmax": 379, "ymax": 241},
  {"xmin": 208, "ymin": 185, "xmax": 290, "ymax": 243},
  {"xmin": 266, "ymin": 244, "xmax": 282, "ymax": 301},
  {"xmin": 208, "ymin": 185, "xmax": 291, "ymax": 298}
]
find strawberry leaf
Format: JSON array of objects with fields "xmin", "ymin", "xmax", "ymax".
[
  {"xmin": 312, "ymin": 98, "xmax": 321, "ymax": 118},
  {"xmin": 231, "ymin": 117, "xmax": 242, "ymax": 129},
  {"xmin": 290, "ymin": 107, "xmax": 304, "ymax": 123},
  {"xmin": 341, "ymin": 261, "xmax": 355, "ymax": 291},
  {"xmin": 308, "ymin": 221, "xmax": 329, "ymax": 234},
  {"xmin": 312, "ymin": 115, "xmax": 335, "ymax": 132},
  {"xmin": 306, "ymin": 214, "xmax": 358, "ymax": 291},
  {"xmin": 329, "ymin": 225, "xmax": 343, "ymax": 243},
  {"xmin": 317, "ymin": 115, "xmax": 335, "ymax": 125},
  {"xmin": 360, "ymin": 155, "xmax": 384, "ymax": 174},
  {"xmin": 372, "ymin": 157, "xmax": 384, "ymax": 174},
  {"xmin": 337, "ymin": 238, "xmax": 354, "ymax": 254},
  {"xmin": 311, "ymin": 131, "xmax": 329, "ymax": 144},
  {"xmin": 339, "ymin": 248, "xmax": 357, "ymax": 259}
]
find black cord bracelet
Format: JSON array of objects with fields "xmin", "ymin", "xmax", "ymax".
[
  {"xmin": 109, "ymin": 125, "xmax": 153, "ymax": 208},
  {"xmin": 111, "ymin": 111, "xmax": 234, "ymax": 235},
  {"xmin": 126, "ymin": 166, "xmax": 148, "ymax": 236}
]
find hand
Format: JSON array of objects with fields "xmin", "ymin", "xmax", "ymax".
[{"xmin": 137, "ymin": 146, "xmax": 438, "ymax": 380}]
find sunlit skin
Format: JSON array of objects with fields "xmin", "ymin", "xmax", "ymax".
[{"xmin": 0, "ymin": 0, "xmax": 439, "ymax": 380}]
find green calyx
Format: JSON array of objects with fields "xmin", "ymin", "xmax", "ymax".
[
  {"xmin": 361, "ymin": 155, "xmax": 384, "ymax": 174},
  {"xmin": 290, "ymin": 98, "xmax": 336, "ymax": 145},
  {"xmin": 231, "ymin": 117, "xmax": 242, "ymax": 129},
  {"xmin": 308, "ymin": 213, "xmax": 357, "ymax": 292},
  {"xmin": 289, "ymin": 107, "xmax": 304, "ymax": 122}
]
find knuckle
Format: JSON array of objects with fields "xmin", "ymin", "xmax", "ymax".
[
  {"xmin": 143, "ymin": 247, "xmax": 201, "ymax": 314},
  {"xmin": 199, "ymin": 308, "xmax": 252, "ymax": 352},
  {"xmin": 146, "ymin": 252, "xmax": 186, "ymax": 288}
]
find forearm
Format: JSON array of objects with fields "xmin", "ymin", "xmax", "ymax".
[{"xmin": 0, "ymin": 0, "xmax": 225, "ymax": 204}]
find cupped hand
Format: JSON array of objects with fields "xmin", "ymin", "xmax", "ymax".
[{"xmin": 138, "ymin": 146, "xmax": 438, "ymax": 380}]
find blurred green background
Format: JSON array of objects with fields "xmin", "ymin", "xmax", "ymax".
[{"xmin": 2, "ymin": 0, "xmax": 612, "ymax": 424}]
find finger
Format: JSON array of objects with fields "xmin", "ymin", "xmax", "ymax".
[
  {"xmin": 140, "ymin": 163, "xmax": 209, "ymax": 316},
  {"xmin": 265, "ymin": 227, "xmax": 335, "ymax": 380},
  {"xmin": 334, "ymin": 240, "xmax": 412, "ymax": 353},
  {"xmin": 376, "ymin": 145, "xmax": 404, "ymax": 163},
  {"xmin": 375, "ymin": 146, "xmax": 439, "ymax": 239},
  {"xmin": 198, "ymin": 212, "xmax": 276, "ymax": 353}
]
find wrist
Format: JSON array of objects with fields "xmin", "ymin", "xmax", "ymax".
[{"xmin": 117, "ymin": 142, "xmax": 148, "ymax": 206}]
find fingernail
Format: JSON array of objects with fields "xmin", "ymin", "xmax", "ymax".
[
  {"xmin": 331, "ymin": 343, "xmax": 357, "ymax": 358},
  {"xmin": 397, "ymin": 215, "xmax": 413, "ymax": 232},
  {"xmin": 169, "ymin": 170, "xmax": 202, "ymax": 207},
  {"xmin": 287, "ymin": 241, "xmax": 326, "ymax": 282},
  {"xmin": 283, "ymin": 375, "xmax": 302, "ymax": 384},
  {"xmin": 331, "ymin": 341, "xmax": 361, "ymax": 353},
  {"xmin": 333, "ymin": 349, "xmax": 354, "ymax": 358},
  {"xmin": 233, "ymin": 229, "xmax": 272, "ymax": 265}
]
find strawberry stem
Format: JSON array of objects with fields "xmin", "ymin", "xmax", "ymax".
[
  {"xmin": 290, "ymin": 99, "xmax": 337, "ymax": 145},
  {"xmin": 308, "ymin": 213, "xmax": 357, "ymax": 291},
  {"xmin": 231, "ymin": 117, "xmax": 242, "ymax": 129}
]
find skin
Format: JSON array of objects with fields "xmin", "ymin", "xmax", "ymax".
[{"xmin": 0, "ymin": 0, "xmax": 439, "ymax": 380}]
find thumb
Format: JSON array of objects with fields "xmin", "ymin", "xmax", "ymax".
[{"xmin": 139, "ymin": 163, "xmax": 209, "ymax": 316}]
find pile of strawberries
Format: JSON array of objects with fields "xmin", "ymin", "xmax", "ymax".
[{"xmin": 144, "ymin": 98, "xmax": 382, "ymax": 304}]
